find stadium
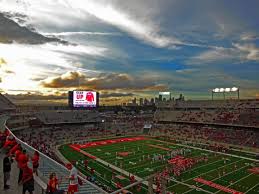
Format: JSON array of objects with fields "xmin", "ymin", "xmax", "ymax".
[
  {"xmin": 0, "ymin": 92, "xmax": 258, "ymax": 194},
  {"xmin": 1, "ymin": 1, "xmax": 259, "ymax": 194}
]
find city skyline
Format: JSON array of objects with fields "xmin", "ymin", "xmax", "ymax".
[{"xmin": 0, "ymin": 0, "xmax": 259, "ymax": 105}]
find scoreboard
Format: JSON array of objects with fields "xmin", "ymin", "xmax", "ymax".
[{"xmin": 68, "ymin": 91, "xmax": 99, "ymax": 108}]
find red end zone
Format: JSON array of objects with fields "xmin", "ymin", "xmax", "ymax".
[
  {"xmin": 70, "ymin": 136, "xmax": 146, "ymax": 149},
  {"xmin": 248, "ymin": 167, "xmax": 259, "ymax": 174},
  {"xmin": 69, "ymin": 137, "xmax": 146, "ymax": 159}
]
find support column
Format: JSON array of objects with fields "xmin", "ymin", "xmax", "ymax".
[
  {"xmin": 161, "ymin": 177, "xmax": 167, "ymax": 194},
  {"xmin": 148, "ymin": 177, "xmax": 154, "ymax": 194}
]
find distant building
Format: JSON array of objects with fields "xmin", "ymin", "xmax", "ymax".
[
  {"xmin": 132, "ymin": 98, "xmax": 137, "ymax": 106},
  {"xmin": 159, "ymin": 94, "xmax": 163, "ymax": 102},
  {"xmin": 139, "ymin": 98, "xmax": 143, "ymax": 106},
  {"xmin": 144, "ymin": 98, "xmax": 149, "ymax": 105}
]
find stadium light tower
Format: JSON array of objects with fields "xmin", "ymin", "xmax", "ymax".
[{"xmin": 211, "ymin": 87, "xmax": 239, "ymax": 100}]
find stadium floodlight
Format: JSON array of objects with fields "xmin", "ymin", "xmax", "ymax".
[
  {"xmin": 213, "ymin": 88, "xmax": 220, "ymax": 92},
  {"xmin": 219, "ymin": 88, "xmax": 225, "ymax": 92},
  {"xmin": 225, "ymin": 88, "xmax": 231, "ymax": 92},
  {"xmin": 231, "ymin": 87, "xmax": 238, "ymax": 92},
  {"xmin": 211, "ymin": 87, "xmax": 240, "ymax": 100}
]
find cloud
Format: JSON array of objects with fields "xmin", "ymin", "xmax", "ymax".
[
  {"xmin": 187, "ymin": 47, "xmax": 239, "ymax": 64},
  {"xmin": 4, "ymin": 92, "xmax": 68, "ymax": 105},
  {"xmin": 0, "ymin": 42, "xmax": 105, "ymax": 77},
  {"xmin": 240, "ymin": 33, "xmax": 259, "ymax": 41},
  {"xmin": 0, "ymin": 57, "xmax": 7, "ymax": 66},
  {"xmin": 0, "ymin": 0, "xmax": 182, "ymax": 48},
  {"xmin": 40, "ymin": 71, "xmax": 168, "ymax": 91},
  {"xmin": 4, "ymin": 90, "xmax": 135, "ymax": 105},
  {"xmin": 188, "ymin": 43, "xmax": 259, "ymax": 65},
  {"xmin": 61, "ymin": 0, "xmax": 182, "ymax": 48},
  {"xmin": 40, "ymin": 71, "xmax": 85, "ymax": 88},
  {"xmin": 42, "ymin": 31, "xmax": 121, "ymax": 37},
  {"xmin": 100, "ymin": 92, "xmax": 134, "ymax": 98},
  {"xmin": 4, "ymin": 70, "xmax": 15, "ymax": 74},
  {"xmin": 233, "ymin": 43, "xmax": 259, "ymax": 61},
  {"xmin": 0, "ymin": 12, "xmax": 63, "ymax": 44},
  {"xmin": 0, "ymin": 77, "xmax": 2, "ymax": 82}
]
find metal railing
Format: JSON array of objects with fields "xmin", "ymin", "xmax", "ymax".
[{"xmin": 3, "ymin": 117, "xmax": 108, "ymax": 194}]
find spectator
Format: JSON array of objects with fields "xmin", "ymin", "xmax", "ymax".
[
  {"xmin": 18, "ymin": 150, "xmax": 29, "ymax": 184},
  {"xmin": 21, "ymin": 165, "xmax": 34, "ymax": 194},
  {"xmin": 47, "ymin": 172, "xmax": 65, "ymax": 194},
  {"xmin": 67, "ymin": 163, "xmax": 78, "ymax": 194},
  {"xmin": 31, "ymin": 151, "xmax": 39, "ymax": 176},
  {"xmin": 3, "ymin": 154, "xmax": 12, "ymax": 190}
]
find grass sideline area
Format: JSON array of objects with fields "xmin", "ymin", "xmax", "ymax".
[{"xmin": 59, "ymin": 136, "xmax": 259, "ymax": 194}]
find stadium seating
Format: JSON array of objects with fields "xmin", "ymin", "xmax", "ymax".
[
  {"xmin": 36, "ymin": 110, "xmax": 101, "ymax": 124},
  {"xmin": 152, "ymin": 123, "xmax": 259, "ymax": 148},
  {"xmin": 155, "ymin": 106, "xmax": 259, "ymax": 127},
  {"xmin": 0, "ymin": 93, "xmax": 16, "ymax": 112}
]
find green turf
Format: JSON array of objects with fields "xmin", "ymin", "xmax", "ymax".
[{"xmin": 59, "ymin": 136, "xmax": 259, "ymax": 194}]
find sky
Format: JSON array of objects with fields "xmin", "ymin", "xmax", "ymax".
[{"xmin": 0, "ymin": 0, "xmax": 259, "ymax": 105}]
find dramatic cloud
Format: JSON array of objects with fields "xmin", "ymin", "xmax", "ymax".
[
  {"xmin": 4, "ymin": 90, "xmax": 136, "ymax": 105},
  {"xmin": 0, "ymin": 0, "xmax": 259, "ymax": 102},
  {"xmin": 42, "ymin": 31, "xmax": 122, "ymax": 37},
  {"xmin": 100, "ymin": 92, "xmax": 134, "ymax": 98},
  {"xmin": 41, "ymin": 71, "xmax": 168, "ymax": 91},
  {"xmin": 189, "ymin": 43, "xmax": 259, "ymax": 65},
  {"xmin": 40, "ymin": 71, "xmax": 85, "ymax": 88},
  {"xmin": 0, "ymin": 57, "xmax": 7, "ymax": 66},
  {"xmin": 0, "ymin": 12, "xmax": 63, "ymax": 44},
  {"xmin": 233, "ymin": 43, "xmax": 259, "ymax": 61},
  {"xmin": 188, "ymin": 47, "xmax": 239, "ymax": 65}
]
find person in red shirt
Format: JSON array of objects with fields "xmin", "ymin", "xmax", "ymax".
[
  {"xmin": 18, "ymin": 150, "xmax": 29, "ymax": 184},
  {"xmin": 67, "ymin": 163, "xmax": 78, "ymax": 194},
  {"xmin": 15, "ymin": 150, "xmax": 22, "ymax": 163},
  {"xmin": 47, "ymin": 173, "xmax": 65, "ymax": 194},
  {"xmin": 130, "ymin": 175, "xmax": 135, "ymax": 184},
  {"xmin": 21, "ymin": 165, "xmax": 34, "ymax": 194},
  {"xmin": 31, "ymin": 151, "xmax": 39, "ymax": 176},
  {"xmin": 8, "ymin": 144, "xmax": 21, "ymax": 157}
]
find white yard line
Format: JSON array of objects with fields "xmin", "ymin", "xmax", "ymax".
[
  {"xmin": 153, "ymin": 139, "xmax": 258, "ymax": 162},
  {"xmin": 167, "ymin": 158, "xmax": 243, "ymax": 190},
  {"xmin": 214, "ymin": 171, "xmax": 255, "ymax": 194},
  {"xmin": 180, "ymin": 157, "xmax": 224, "ymax": 175},
  {"xmin": 182, "ymin": 159, "xmax": 247, "ymax": 194},
  {"xmin": 244, "ymin": 182, "xmax": 259, "ymax": 194},
  {"xmin": 174, "ymin": 143, "xmax": 258, "ymax": 162},
  {"xmin": 135, "ymin": 163, "xmax": 167, "ymax": 174}
]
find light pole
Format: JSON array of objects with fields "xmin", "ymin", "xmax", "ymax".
[
  {"xmin": 102, "ymin": 119, "xmax": 106, "ymax": 136},
  {"xmin": 212, "ymin": 87, "xmax": 239, "ymax": 100}
]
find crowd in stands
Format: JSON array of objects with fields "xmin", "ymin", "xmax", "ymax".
[
  {"xmin": 153, "ymin": 123, "xmax": 259, "ymax": 148},
  {"xmin": 0, "ymin": 93, "xmax": 16, "ymax": 112},
  {"xmin": 36, "ymin": 110, "xmax": 100, "ymax": 124},
  {"xmin": 104, "ymin": 114, "xmax": 153, "ymax": 135},
  {"xmin": 0, "ymin": 130, "xmax": 37, "ymax": 193},
  {"xmin": 158, "ymin": 99, "xmax": 259, "ymax": 109},
  {"xmin": 1, "ymin": 129, "xmax": 84, "ymax": 194},
  {"xmin": 155, "ymin": 109, "xmax": 259, "ymax": 126}
]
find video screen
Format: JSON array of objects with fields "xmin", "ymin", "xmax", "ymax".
[{"xmin": 68, "ymin": 91, "xmax": 99, "ymax": 108}]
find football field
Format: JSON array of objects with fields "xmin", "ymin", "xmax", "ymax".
[{"xmin": 59, "ymin": 136, "xmax": 259, "ymax": 194}]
